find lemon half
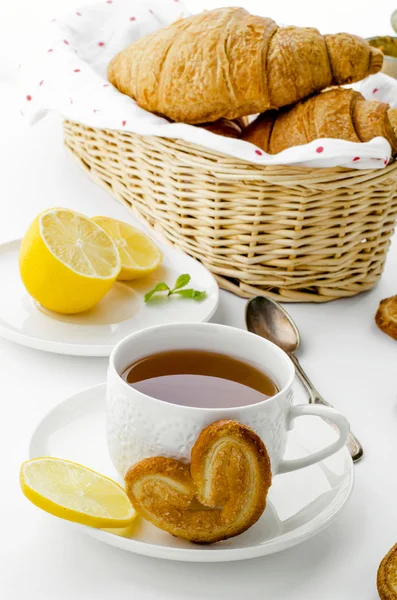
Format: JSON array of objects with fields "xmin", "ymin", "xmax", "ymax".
[
  {"xmin": 19, "ymin": 208, "xmax": 121, "ymax": 314},
  {"xmin": 20, "ymin": 458, "xmax": 136, "ymax": 528},
  {"xmin": 92, "ymin": 216, "xmax": 162, "ymax": 281}
]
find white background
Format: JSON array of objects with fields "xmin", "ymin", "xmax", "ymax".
[{"xmin": 1, "ymin": 1, "xmax": 397, "ymax": 598}]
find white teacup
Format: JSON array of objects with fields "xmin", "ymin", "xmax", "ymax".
[{"xmin": 106, "ymin": 323, "xmax": 349, "ymax": 477}]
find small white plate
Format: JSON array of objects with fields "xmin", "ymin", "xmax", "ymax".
[
  {"xmin": 0, "ymin": 239, "xmax": 218, "ymax": 356},
  {"xmin": 29, "ymin": 384, "xmax": 354, "ymax": 563}
]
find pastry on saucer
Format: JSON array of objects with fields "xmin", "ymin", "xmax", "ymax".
[{"xmin": 125, "ymin": 420, "xmax": 272, "ymax": 544}]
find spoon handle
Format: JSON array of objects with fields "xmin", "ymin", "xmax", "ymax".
[{"xmin": 289, "ymin": 353, "xmax": 363, "ymax": 463}]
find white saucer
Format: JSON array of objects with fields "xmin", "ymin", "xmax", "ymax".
[
  {"xmin": 29, "ymin": 384, "xmax": 354, "ymax": 562},
  {"xmin": 0, "ymin": 239, "xmax": 218, "ymax": 356}
]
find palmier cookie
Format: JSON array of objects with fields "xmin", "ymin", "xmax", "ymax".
[
  {"xmin": 375, "ymin": 296, "xmax": 397, "ymax": 341},
  {"xmin": 378, "ymin": 544, "xmax": 397, "ymax": 599},
  {"xmin": 125, "ymin": 420, "xmax": 272, "ymax": 544}
]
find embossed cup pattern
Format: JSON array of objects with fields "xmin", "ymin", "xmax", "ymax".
[
  {"xmin": 106, "ymin": 324, "xmax": 350, "ymax": 479},
  {"xmin": 106, "ymin": 325, "xmax": 292, "ymax": 476},
  {"xmin": 106, "ymin": 382, "xmax": 293, "ymax": 477}
]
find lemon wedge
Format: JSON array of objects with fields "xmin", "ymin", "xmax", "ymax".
[
  {"xmin": 92, "ymin": 216, "xmax": 162, "ymax": 281},
  {"xmin": 20, "ymin": 458, "xmax": 136, "ymax": 528},
  {"xmin": 19, "ymin": 208, "xmax": 121, "ymax": 314}
]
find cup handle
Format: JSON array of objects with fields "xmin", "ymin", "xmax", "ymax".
[{"xmin": 277, "ymin": 404, "xmax": 350, "ymax": 475}]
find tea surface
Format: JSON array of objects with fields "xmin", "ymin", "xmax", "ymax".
[{"xmin": 122, "ymin": 350, "xmax": 278, "ymax": 408}]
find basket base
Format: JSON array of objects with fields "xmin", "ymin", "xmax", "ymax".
[{"xmin": 212, "ymin": 274, "xmax": 379, "ymax": 302}]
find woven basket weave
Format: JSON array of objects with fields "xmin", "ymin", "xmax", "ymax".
[{"xmin": 64, "ymin": 120, "xmax": 397, "ymax": 302}]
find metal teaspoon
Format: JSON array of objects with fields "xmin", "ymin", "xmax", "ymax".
[{"xmin": 245, "ymin": 296, "xmax": 363, "ymax": 463}]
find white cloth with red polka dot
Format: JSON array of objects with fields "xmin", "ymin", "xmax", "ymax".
[{"xmin": 18, "ymin": 0, "xmax": 397, "ymax": 169}]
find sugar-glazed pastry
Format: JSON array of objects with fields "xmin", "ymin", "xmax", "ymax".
[
  {"xmin": 125, "ymin": 420, "xmax": 272, "ymax": 544},
  {"xmin": 378, "ymin": 544, "xmax": 397, "ymax": 599},
  {"xmin": 375, "ymin": 296, "xmax": 397, "ymax": 340}
]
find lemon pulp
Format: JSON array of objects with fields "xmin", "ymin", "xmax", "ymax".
[
  {"xmin": 20, "ymin": 457, "xmax": 136, "ymax": 528},
  {"xmin": 92, "ymin": 216, "xmax": 162, "ymax": 281},
  {"xmin": 19, "ymin": 208, "xmax": 121, "ymax": 313}
]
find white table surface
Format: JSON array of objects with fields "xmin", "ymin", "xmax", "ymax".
[{"xmin": 1, "ymin": 1, "xmax": 397, "ymax": 598}]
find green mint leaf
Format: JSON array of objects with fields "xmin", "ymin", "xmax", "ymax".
[
  {"xmin": 173, "ymin": 288, "xmax": 206, "ymax": 300},
  {"xmin": 144, "ymin": 274, "xmax": 206, "ymax": 303},
  {"xmin": 173, "ymin": 273, "xmax": 191, "ymax": 290},
  {"xmin": 193, "ymin": 290, "xmax": 206, "ymax": 300},
  {"xmin": 155, "ymin": 282, "xmax": 171, "ymax": 292},
  {"xmin": 144, "ymin": 289, "xmax": 156, "ymax": 302},
  {"xmin": 144, "ymin": 282, "xmax": 170, "ymax": 302},
  {"xmin": 173, "ymin": 288, "xmax": 196, "ymax": 298}
]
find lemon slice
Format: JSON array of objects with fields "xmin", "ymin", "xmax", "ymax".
[
  {"xmin": 92, "ymin": 217, "xmax": 162, "ymax": 281},
  {"xmin": 19, "ymin": 208, "xmax": 121, "ymax": 314},
  {"xmin": 20, "ymin": 458, "xmax": 136, "ymax": 528}
]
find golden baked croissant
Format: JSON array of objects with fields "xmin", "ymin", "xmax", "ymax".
[
  {"xmin": 108, "ymin": 8, "xmax": 383, "ymax": 124},
  {"xmin": 242, "ymin": 89, "xmax": 397, "ymax": 154},
  {"xmin": 234, "ymin": 116, "xmax": 250, "ymax": 130},
  {"xmin": 125, "ymin": 420, "xmax": 272, "ymax": 544},
  {"xmin": 198, "ymin": 118, "xmax": 242, "ymax": 138}
]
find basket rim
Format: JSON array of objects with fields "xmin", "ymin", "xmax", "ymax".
[
  {"xmin": 63, "ymin": 119, "xmax": 397, "ymax": 302},
  {"xmin": 63, "ymin": 119, "xmax": 397, "ymax": 182}
]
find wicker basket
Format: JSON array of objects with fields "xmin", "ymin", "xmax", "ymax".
[{"xmin": 64, "ymin": 120, "xmax": 397, "ymax": 302}]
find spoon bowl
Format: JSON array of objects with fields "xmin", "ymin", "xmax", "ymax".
[
  {"xmin": 246, "ymin": 296, "xmax": 301, "ymax": 354},
  {"xmin": 245, "ymin": 295, "xmax": 363, "ymax": 463}
]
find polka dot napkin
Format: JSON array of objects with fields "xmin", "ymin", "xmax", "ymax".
[{"xmin": 18, "ymin": 0, "xmax": 397, "ymax": 169}]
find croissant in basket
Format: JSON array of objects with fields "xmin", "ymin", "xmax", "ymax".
[
  {"xmin": 198, "ymin": 118, "xmax": 243, "ymax": 138},
  {"xmin": 242, "ymin": 88, "xmax": 397, "ymax": 154},
  {"xmin": 108, "ymin": 7, "xmax": 383, "ymax": 124}
]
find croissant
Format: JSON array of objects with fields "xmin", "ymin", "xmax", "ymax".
[
  {"xmin": 125, "ymin": 420, "xmax": 272, "ymax": 544},
  {"xmin": 108, "ymin": 8, "xmax": 383, "ymax": 124},
  {"xmin": 242, "ymin": 89, "xmax": 397, "ymax": 154},
  {"xmin": 198, "ymin": 118, "xmax": 242, "ymax": 138}
]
